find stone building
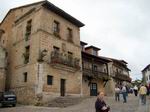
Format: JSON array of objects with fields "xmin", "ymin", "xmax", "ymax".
[
  {"xmin": 81, "ymin": 41, "xmax": 131, "ymax": 95},
  {"xmin": 0, "ymin": 1, "xmax": 84, "ymax": 104},
  {"xmin": 142, "ymin": 64, "xmax": 150, "ymax": 85},
  {"xmin": 81, "ymin": 42, "xmax": 113, "ymax": 96},
  {"xmin": 0, "ymin": 29, "xmax": 7, "ymax": 92},
  {"xmin": 108, "ymin": 58, "xmax": 131, "ymax": 95}
]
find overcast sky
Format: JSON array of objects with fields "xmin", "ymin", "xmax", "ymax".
[{"xmin": 1, "ymin": 0, "xmax": 150, "ymax": 80}]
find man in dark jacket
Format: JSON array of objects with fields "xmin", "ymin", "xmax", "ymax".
[{"xmin": 95, "ymin": 92, "xmax": 110, "ymax": 112}]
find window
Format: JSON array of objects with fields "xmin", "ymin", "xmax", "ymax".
[
  {"xmin": 93, "ymin": 50, "xmax": 97, "ymax": 56},
  {"xmin": 68, "ymin": 52, "xmax": 73, "ymax": 62},
  {"xmin": 25, "ymin": 19, "xmax": 32, "ymax": 40},
  {"xmin": 68, "ymin": 52, "xmax": 73, "ymax": 57},
  {"xmin": 53, "ymin": 21, "xmax": 60, "ymax": 33},
  {"xmin": 23, "ymin": 72, "xmax": 28, "ymax": 82},
  {"xmin": 93, "ymin": 65, "xmax": 98, "ymax": 71},
  {"xmin": 47, "ymin": 75, "xmax": 53, "ymax": 85},
  {"xmin": 67, "ymin": 28, "xmax": 73, "ymax": 43},
  {"xmin": 23, "ymin": 46, "xmax": 30, "ymax": 64},
  {"xmin": 53, "ymin": 46, "xmax": 59, "ymax": 52},
  {"xmin": 104, "ymin": 68, "xmax": 106, "ymax": 73}
]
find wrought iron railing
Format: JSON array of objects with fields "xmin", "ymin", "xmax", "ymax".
[{"xmin": 50, "ymin": 51, "xmax": 80, "ymax": 69}]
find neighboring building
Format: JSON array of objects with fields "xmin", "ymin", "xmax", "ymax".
[
  {"xmin": 142, "ymin": 64, "xmax": 150, "ymax": 85},
  {"xmin": 81, "ymin": 42, "xmax": 113, "ymax": 96},
  {"xmin": 80, "ymin": 41, "xmax": 131, "ymax": 96},
  {"xmin": 0, "ymin": 1, "xmax": 84, "ymax": 104},
  {"xmin": 109, "ymin": 58, "xmax": 131, "ymax": 87},
  {"xmin": 0, "ymin": 29, "xmax": 7, "ymax": 92}
]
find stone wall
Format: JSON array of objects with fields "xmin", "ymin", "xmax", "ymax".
[
  {"xmin": 0, "ymin": 69, "xmax": 6, "ymax": 92},
  {"xmin": 12, "ymin": 85, "xmax": 36, "ymax": 104}
]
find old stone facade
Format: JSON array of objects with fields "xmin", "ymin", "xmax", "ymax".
[
  {"xmin": 80, "ymin": 41, "xmax": 131, "ymax": 96},
  {"xmin": 81, "ymin": 42, "xmax": 112, "ymax": 96},
  {"xmin": 0, "ymin": 29, "xmax": 7, "ymax": 92},
  {"xmin": 0, "ymin": 47, "xmax": 6, "ymax": 92},
  {"xmin": 0, "ymin": 1, "xmax": 131, "ymax": 104},
  {"xmin": 0, "ymin": 1, "xmax": 84, "ymax": 104}
]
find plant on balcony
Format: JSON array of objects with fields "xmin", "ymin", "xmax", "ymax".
[{"xmin": 37, "ymin": 49, "xmax": 47, "ymax": 62}]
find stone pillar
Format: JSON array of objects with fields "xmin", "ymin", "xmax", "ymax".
[
  {"xmin": 36, "ymin": 63, "xmax": 44, "ymax": 94},
  {"xmin": 104, "ymin": 78, "xmax": 115, "ymax": 96},
  {"xmin": 104, "ymin": 62, "xmax": 115, "ymax": 96}
]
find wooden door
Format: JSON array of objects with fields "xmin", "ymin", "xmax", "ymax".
[
  {"xmin": 60, "ymin": 79, "xmax": 66, "ymax": 96},
  {"xmin": 90, "ymin": 83, "xmax": 97, "ymax": 96}
]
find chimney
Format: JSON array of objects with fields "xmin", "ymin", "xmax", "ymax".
[
  {"xmin": 80, "ymin": 41, "xmax": 87, "ymax": 51},
  {"xmin": 85, "ymin": 45, "xmax": 101, "ymax": 56}
]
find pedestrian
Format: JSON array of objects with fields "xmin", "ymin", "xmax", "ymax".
[
  {"xmin": 115, "ymin": 85, "xmax": 120, "ymax": 101},
  {"xmin": 121, "ymin": 84, "xmax": 127, "ymax": 103},
  {"xmin": 125, "ymin": 85, "xmax": 129, "ymax": 97},
  {"xmin": 95, "ymin": 92, "xmax": 110, "ymax": 112},
  {"xmin": 139, "ymin": 84, "xmax": 147, "ymax": 105},
  {"xmin": 133, "ymin": 85, "xmax": 138, "ymax": 96}
]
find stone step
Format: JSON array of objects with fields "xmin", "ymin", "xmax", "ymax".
[{"xmin": 47, "ymin": 96, "xmax": 88, "ymax": 107}]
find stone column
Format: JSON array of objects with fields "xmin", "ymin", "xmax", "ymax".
[
  {"xmin": 36, "ymin": 63, "xmax": 44, "ymax": 94},
  {"xmin": 104, "ymin": 62, "xmax": 115, "ymax": 96}
]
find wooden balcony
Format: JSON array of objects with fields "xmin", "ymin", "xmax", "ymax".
[
  {"xmin": 114, "ymin": 72, "xmax": 131, "ymax": 82},
  {"xmin": 82, "ymin": 67, "xmax": 109, "ymax": 80}
]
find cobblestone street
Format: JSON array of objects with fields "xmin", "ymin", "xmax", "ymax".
[{"xmin": 0, "ymin": 94, "xmax": 149, "ymax": 112}]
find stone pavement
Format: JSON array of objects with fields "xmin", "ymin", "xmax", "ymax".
[{"xmin": 0, "ymin": 94, "xmax": 149, "ymax": 112}]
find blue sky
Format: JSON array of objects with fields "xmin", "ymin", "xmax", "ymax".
[{"xmin": 1, "ymin": 0, "xmax": 150, "ymax": 80}]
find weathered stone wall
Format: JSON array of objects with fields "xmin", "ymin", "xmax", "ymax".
[
  {"xmin": 0, "ymin": 46, "xmax": 6, "ymax": 92},
  {"xmin": 12, "ymin": 85, "xmax": 36, "ymax": 104},
  {"xmin": 0, "ymin": 2, "xmax": 83, "ymax": 104},
  {"xmin": 0, "ymin": 69, "xmax": 6, "ymax": 92}
]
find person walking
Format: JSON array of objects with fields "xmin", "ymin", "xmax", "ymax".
[
  {"xmin": 139, "ymin": 84, "xmax": 147, "ymax": 105},
  {"xmin": 121, "ymin": 85, "xmax": 127, "ymax": 103},
  {"xmin": 115, "ymin": 85, "xmax": 120, "ymax": 101},
  {"xmin": 133, "ymin": 85, "xmax": 138, "ymax": 96},
  {"xmin": 95, "ymin": 92, "xmax": 110, "ymax": 112}
]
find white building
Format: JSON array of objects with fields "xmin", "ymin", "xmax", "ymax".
[{"xmin": 142, "ymin": 64, "xmax": 150, "ymax": 85}]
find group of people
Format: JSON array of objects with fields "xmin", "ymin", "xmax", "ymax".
[
  {"xmin": 114, "ymin": 84, "xmax": 128, "ymax": 103},
  {"xmin": 114, "ymin": 84, "xmax": 150, "ymax": 105},
  {"xmin": 95, "ymin": 84, "xmax": 150, "ymax": 112}
]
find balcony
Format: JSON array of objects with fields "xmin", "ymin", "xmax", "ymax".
[
  {"xmin": 83, "ymin": 67, "xmax": 109, "ymax": 80},
  {"xmin": 114, "ymin": 72, "xmax": 131, "ymax": 82},
  {"xmin": 50, "ymin": 51, "xmax": 80, "ymax": 71}
]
